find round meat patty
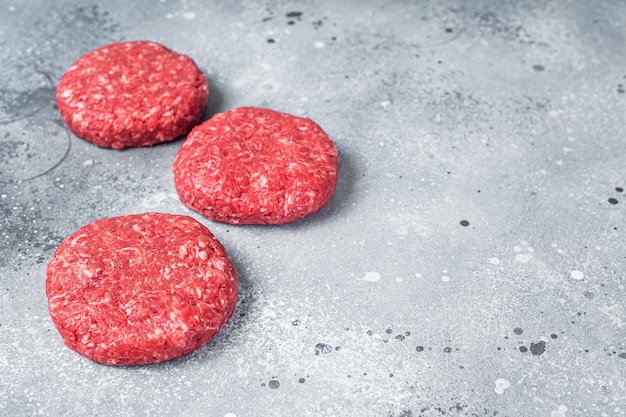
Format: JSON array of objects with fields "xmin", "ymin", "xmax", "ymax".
[
  {"xmin": 173, "ymin": 107, "xmax": 340, "ymax": 224},
  {"xmin": 46, "ymin": 212, "xmax": 237, "ymax": 366},
  {"xmin": 56, "ymin": 41, "xmax": 208, "ymax": 149}
]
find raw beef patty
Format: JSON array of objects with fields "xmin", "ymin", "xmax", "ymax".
[
  {"xmin": 46, "ymin": 212, "xmax": 237, "ymax": 366},
  {"xmin": 173, "ymin": 107, "xmax": 340, "ymax": 224},
  {"xmin": 56, "ymin": 41, "xmax": 208, "ymax": 149}
]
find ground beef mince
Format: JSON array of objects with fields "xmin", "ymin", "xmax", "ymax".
[
  {"xmin": 173, "ymin": 107, "xmax": 340, "ymax": 224},
  {"xmin": 46, "ymin": 212, "xmax": 237, "ymax": 366},
  {"xmin": 56, "ymin": 41, "xmax": 208, "ymax": 149}
]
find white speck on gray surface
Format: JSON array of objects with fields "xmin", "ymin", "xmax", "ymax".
[
  {"xmin": 494, "ymin": 378, "xmax": 511, "ymax": 395},
  {"xmin": 362, "ymin": 271, "xmax": 381, "ymax": 282},
  {"xmin": 569, "ymin": 270, "xmax": 584, "ymax": 280}
]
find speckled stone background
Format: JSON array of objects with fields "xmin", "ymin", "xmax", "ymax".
[{"xmin": 1, "ymin": 0, "xmax": 625, "ymax": 416}]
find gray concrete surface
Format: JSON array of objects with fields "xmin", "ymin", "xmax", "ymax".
[{"xmin": 1, "ymin": 0, "xmax": 625, "ymax": 416}]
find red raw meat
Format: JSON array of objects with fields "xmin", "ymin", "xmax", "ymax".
[
  {"xmin": 56, "ymin": 41, "xmax": 208, "ymax": 149},
  {"xmin": 173, "ymin": 107, "xmax": 340, "ymax": 224},
  {"xmin": 46, "ymin": 212, "xmax": 237, "ymax": 366}
]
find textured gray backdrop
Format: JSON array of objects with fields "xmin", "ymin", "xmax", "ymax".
[{"xmin": 1, "ymin": 0, "xmax": 625, "ymax": 416}]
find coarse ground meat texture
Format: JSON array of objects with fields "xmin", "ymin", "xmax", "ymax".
[
  {"xmin": 46, "ymin": 212, "xmax": 237, "ymax": 366},
  {"xmin": 56, "ymin": 41, "xmax": 208, "ymax": 149},
  {"xmin": 172, "ymin": 107, "xmax": 340, "ymax": 225}
]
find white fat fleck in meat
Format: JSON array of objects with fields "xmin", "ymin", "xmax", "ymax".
[
  {"xmin": 69, "ymin": 233, "xmax": 88, "ymax": 246},
  {"xmin": 72, "ymin": 113, "xmax": 83, "ymax": 123},
  {"xmin": 161, "ymin": 266, "xmax": 171, "ymax": 280},
  {"xmin": 61, "ymin": 89, "xmax": 73, "ymax": 99},
  {"xmin": 49, "ymin": 293, "xmax": 67, "ymax": 304},
  {"xmin": 178, "ymin": 245, "xmax": 188, "ymax": 258},
  {"xmin": 141, "ymin": 107, "xmax": 160, "ymax": 120},
  {"xmin": 198, "ymin": 250, "xmax": 207, "ymax": 260},
  {"xmin": 251, "ymin": 173, "xmax": 268, "ymax": 189}
]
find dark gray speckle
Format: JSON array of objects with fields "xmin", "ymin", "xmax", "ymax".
[
  {"xmin": 315, "ymin": 343, "xmax": 333, "ymax": 355},
  {"xmin": 530, "ymin": 341, "xmax": 546, "ymax": 356},
  {"xmin": 268, "ymin": 380, "xmax": 280, "ymax": 389}
]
